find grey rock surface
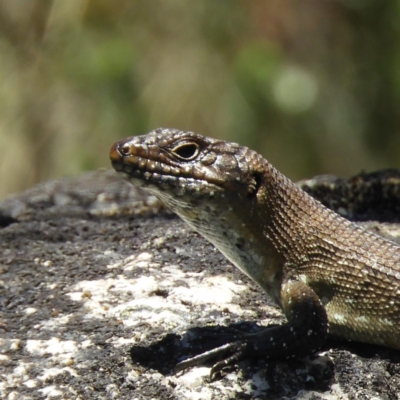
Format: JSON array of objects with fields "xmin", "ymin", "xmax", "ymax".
[{"xmin": 1, "ymin": 169, "xmax": 400, "ymax": 399}]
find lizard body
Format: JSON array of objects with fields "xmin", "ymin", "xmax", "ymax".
[{"xmin": 110, "ymin": 128, "xmax": 400, "ymax": 374}]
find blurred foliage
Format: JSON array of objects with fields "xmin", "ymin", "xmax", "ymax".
[{"xmin": 1, "ymin": 0, "xmax": 400, "ymax": 198}]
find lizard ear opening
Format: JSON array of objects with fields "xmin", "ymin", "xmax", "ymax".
[{"xmin": 248, "ymin": 172, "xmax": 262, "ymax": 197}]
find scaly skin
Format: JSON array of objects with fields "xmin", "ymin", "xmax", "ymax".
[{"xmin": 110, "ymin": 128, "xmax": 400, "ymax": 374}]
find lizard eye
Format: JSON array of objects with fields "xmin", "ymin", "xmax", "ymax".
[
  {"xmin": 171, "ymin": 142, "xmax": 200, "ymax": 161},
  {"xmin": 120, "ymin": 144, "xmax": 131, "ymax": 155}
]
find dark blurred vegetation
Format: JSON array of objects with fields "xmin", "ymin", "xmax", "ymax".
[{"xmin": 1, "ymin": 0, "xmax": 400, "ymax": 198}]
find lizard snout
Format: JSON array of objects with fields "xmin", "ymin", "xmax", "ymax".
[{"xmin": 109, "ymin": 143, "xmax": 120, "ymax": 162}]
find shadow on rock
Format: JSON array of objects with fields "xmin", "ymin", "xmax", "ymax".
[{"xmin": 130, "ymin": 321, "xmax": 334, "ymax": 393}]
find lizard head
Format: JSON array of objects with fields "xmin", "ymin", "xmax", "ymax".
[
  {"xmin": 110, "ymin": 129, "xmax": 283, "ymax": 294},
  {"xmin": 110, "ymin": 128, "xmax": 266, "ymax": 212}
]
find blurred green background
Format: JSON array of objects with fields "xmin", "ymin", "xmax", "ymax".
[{"xmin": 1, "ymin": 0, "xmax": 400, "ymax": 199}]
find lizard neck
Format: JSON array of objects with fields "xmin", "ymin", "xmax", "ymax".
[
  {"xmin": 261, "ymin": 164, "xmax": 326, "ymax": 256},
  {"xmin": 263, "ymin": 164, "xmax": 346, "ymax": 261}
]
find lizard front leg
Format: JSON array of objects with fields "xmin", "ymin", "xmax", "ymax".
[{"xmin": 174, "ymin": 274, "xmax": 329, "ymax": 378}]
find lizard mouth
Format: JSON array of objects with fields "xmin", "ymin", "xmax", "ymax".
[
  {"xmin": 110, "ymin": 141, "xmax": 178, "ymax": 182},
  {"xmin": 111, "ymin": 140, "xmax": 186, "ymax": 173}
]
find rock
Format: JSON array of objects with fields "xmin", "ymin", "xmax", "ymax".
[{"xmin": 1, "ymin": 169, "xmax": 400, "ymax": 399}]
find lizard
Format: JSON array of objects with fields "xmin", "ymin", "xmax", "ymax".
[{"xmin": 109, "ymin": 127, "xmax": 400, "ymax": 376}]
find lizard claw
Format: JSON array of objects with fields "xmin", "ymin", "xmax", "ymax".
[{"xmin": 174, "ymin": 340, "xmax": 248, "ymax": 378}]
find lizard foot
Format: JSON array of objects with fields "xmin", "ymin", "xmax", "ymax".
[
  {"xmin": 173, "ymin": 324, "xmax": 296, "ymax": 379},
  {"xmin": 173, "ymin": 274, "xmax": 330, "ymax": 379}
]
